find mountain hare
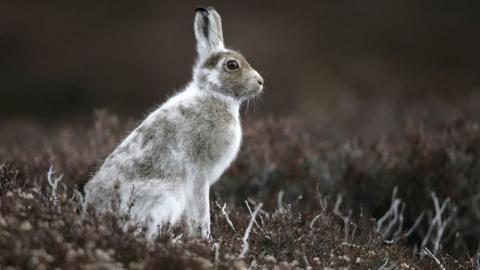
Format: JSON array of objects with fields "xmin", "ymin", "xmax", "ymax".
[{"xmin": 84, "ymin": 7, "xmax": 264, "ymax": 239}]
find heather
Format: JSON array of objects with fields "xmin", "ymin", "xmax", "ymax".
[{"xmin": 1, "ymin": 110, "xmax": 479, "ymax": 269}]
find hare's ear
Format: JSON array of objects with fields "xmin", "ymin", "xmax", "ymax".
[{"xmin": 194, "ymin": 7, "xmax": 225, "ymax": 59}]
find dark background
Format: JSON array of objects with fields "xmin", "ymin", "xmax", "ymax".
[{"xmin": 1, "ymin": 0, "xmax": 479, "ymax": 138}]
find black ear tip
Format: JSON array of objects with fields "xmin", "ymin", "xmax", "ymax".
[{"xmin": 195, "ymin": 7, "xmax": 208, "ymax": 14}]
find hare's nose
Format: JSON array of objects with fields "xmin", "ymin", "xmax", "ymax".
[{"xmin": 256, "ymin": 75, "xmax": 264, "ymax": 86}]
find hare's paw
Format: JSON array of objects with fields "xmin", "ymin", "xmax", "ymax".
[{"xmin": 185, "ymin": 217, "xmax": 210, "ymax": 239}]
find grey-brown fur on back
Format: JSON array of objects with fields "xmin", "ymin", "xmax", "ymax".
[{"xmin": 97, "ymin": 95, "xmax": 237, "ymax": 182}]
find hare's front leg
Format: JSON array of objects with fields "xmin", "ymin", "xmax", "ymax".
[{"xmin": 185, "ymin": 180, "xmax": 211, "ymax": 238}]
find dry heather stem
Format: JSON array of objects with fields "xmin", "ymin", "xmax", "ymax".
[{"xmin": 238, "ymin": 202, "xmax": 263, "ymax": 259}]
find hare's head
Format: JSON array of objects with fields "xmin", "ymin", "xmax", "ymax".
[{"xmin": 193, "ymin": 7, "xmax": 264, "ymax": 101}]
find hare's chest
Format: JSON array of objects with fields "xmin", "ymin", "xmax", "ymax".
[
  {"xmin": 208, "ymin": 120, "xmax": 241, "ymax": 183},
  {"xmin": 219, "ymin": 120, "xmax": 242, "ymax": 161}
]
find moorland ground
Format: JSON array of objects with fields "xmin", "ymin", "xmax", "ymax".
[{"xmin": 1, "ymin": 103, "xmax": 480, "ymax": 269}]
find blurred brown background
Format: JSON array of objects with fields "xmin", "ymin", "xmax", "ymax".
[{"xmin": 1, "ymin": 1, "xmax": 479, "ymax": 138}]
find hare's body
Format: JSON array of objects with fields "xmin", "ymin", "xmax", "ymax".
[
  {"xmin": 84, "ymin": 7, "xmax": 263, "ymax": 239},
  {"xmin": 85, "ymin": 84, "xmax": 241, "ymax": 237}
]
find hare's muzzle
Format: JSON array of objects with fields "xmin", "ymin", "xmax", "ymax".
[{"xmin": 254, "ymin": 70, "xmax": 264, "ymax": 87}]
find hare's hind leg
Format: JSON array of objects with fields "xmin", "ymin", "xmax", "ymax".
[
  {"xmin": 124, "ymin": 181, "xmax": 186, "ymax": 239},
  {"xmin": 147, "ymin": 191, "xmax": 186, "ymax": 239}
]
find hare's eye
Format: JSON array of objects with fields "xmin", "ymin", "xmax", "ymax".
[{"xmin": 226, "ymin": 60, "xmax": 239, "ymax": 71}]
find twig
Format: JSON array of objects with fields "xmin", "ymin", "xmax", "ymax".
[
  {"xmin": 309, "ymin": 214, "xmax": 323, "ymax": 229},
  {"xmin": 432, "ymin": 193, "xmax": 456, "ymax": 253},
  {"xmin": 421, "ymin": 247, "xmax": 446, "ymax": 270},
  {"xmin": 47, "ymin": 165, "xmax": 63, "ymax": 205},
  {"xmin": 376, "ymin": 187, "xmax": 406, "ymax": 244},
  {"xmin": 247, "ymin": 198, "xmax": 269, "ymax": 227},
  {"xmin": 213, "ymin": 242, "xmax": 220, "ymax": 270},
  {"xmin": 378, "ymin": 258, "xmax": 395, "ymax": 270},
  {"xmin": 238, "ymin": 202, "xmax": 263, "ymax": 259},
  {"xmin": 421, "ymin": 192, "xmax": 456, "ymax": 254},
  {"xmin": 422, "ymin": 193, "xmax": 449, "ymax": 249},
  {"xmin": 172, "ymin": 233, "xmax": 183, "ymax": 242},
  {"xmin": 377, "ymin": 187, "xmax": 428, "ymax": 245},
  {"xmin": 245, "ymin": 201, "xmax": 268, "ymax": 237},
  {"xmin": 294, "ymin": 234, "xmax": 305, "ymax": 243},
  {"xmin": 376, "ymin": 187, "xmax": 399, "ymax": 231},
  {"xmin": 333, "ymin": 194, "xmax": 352, "ymax": 243},
  {"xmin": 404, "ymin": 211, "xmax": 425, "ymax": 239},
  {"xmin": 216, "ymin": 202, "xmax": 236, "ymax": 232},
  {"xmin": 302, "ymin": 246, "xmax": 311, "ymax": 268}
]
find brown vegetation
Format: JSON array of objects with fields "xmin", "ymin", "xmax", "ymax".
[{"xmin": 1, "ymin": 111, "xmax": 479, "ymax": 269}]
